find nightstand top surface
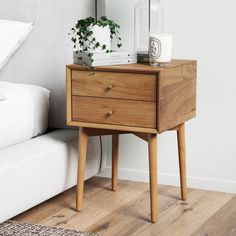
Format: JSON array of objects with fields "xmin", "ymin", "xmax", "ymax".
[{"xmin": 67, "ymin": 59, "xmax": 196, "ymax": 74}]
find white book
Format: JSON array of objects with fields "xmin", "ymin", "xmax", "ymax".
[
  {"xmin": 73, "ymin": 51, "xmax": 137, "ymax": 60},
  {"xmin": 81, "ymin": 57, "xmax": 137, "ymax": 67}
]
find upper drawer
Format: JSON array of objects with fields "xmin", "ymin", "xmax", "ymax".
[{"xmin": 72, "ymin": 70, "xmax": 156, "ymax": 101}]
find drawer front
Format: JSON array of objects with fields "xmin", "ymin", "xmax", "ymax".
[
  {"xmin": 72, "ymin": 70, "xmax": 156, "ymax": 101},
  {"xmin": 72, "ymin": 96, "xmax": 156, "ymax": 128}
]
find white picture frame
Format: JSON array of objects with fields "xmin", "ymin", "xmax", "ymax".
[{"xmin": 97, "ymin": 0, "xmax": 149, "ymax": 51}]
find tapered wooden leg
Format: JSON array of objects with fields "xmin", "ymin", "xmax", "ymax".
[
  {"xmin": 76, "ymin": 127, "xmax": 88, "ymax": 212},
  {"xmin": 112, "ymin": 134, "xmax": 119, "ymax": 191},
  {"xmin": 148, "ymin": 134, "xmax": 158, "ymax": 223},
  {"xmin": 177, "ymin": 123, "xmax": 187, "ymax": 201}
]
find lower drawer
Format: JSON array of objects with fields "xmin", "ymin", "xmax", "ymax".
[{"xmin": 72, "ymin": 96, "xmax": 156, "ymax": 128}]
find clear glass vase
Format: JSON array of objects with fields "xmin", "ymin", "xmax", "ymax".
[
  {"xmin": 150, "ymin": 0, "xmax": 163, "ymax": 35},
  {"xmin": 134, "ymin": 0, "xmax": 149, "ymax": 52},
  {"xmin": 134, "ymin": 0, "xmax": 163, "ymax": 52}
]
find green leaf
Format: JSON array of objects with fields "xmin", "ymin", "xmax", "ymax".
[{"xmin": 70, "ymin": 16, "xmax": 121, "ymax": 55}]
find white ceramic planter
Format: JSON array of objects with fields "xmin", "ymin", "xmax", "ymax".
[{"xmin": 87, "ymin": 25, "xmax": 111, "ymax": 53}]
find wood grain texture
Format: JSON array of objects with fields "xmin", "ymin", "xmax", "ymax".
[
  {"xmin": 158, "ymin": 61, "xmax": 197, "ymax": 132},
  {"xmin": 65, "ymin": 61, "xmax": 198, "ymax": 225},
  {"xmin": 192, "ymin": 196, "xmax": 236, "ymax": 236},
  {"xmin": 86, "ymin": 184, "xmax": 185, "ymax": 236},
  {"xmin": 84, "ymin": 128, "xmax": 129, "ymax": 136},
  {"xmin": 133, "ymin": 132, "xmax": 150, "ymax": 142},
  {"xmin": 76, "ymin": 127, "xmax": 88, "ymax": 212},
  {"xmin": 67, "ymin": 121, "xmax": 158, "ymax": 134},
  {"xmin": 177, "ymin": 123, "xmax": 187, "ymax": 201},
  {"xmin": 66, "ymin": 67, "xmax": 72, "ymax": 124},
  {"xmin": 14, "ymin": 177, "xmax": 235, "ymax": 236},
  {"xmin": 112, "ymin": 134, "xmax": 119, "ymax": 191},
  {"xmin": 148, "ymin": 134, "xmax": 158, "ymax": 223},
  {"xmin": 133, "ymin": 189, "xmax": 234, "ymax": 236},
  {"xmin": 67, "ymin": 60, "xmax": 197, "ymax": 133},
  {"xmin": 72, "ymin": 96, "xmax": 156, "ymax": 128},
  {"xmin": 67, "ymin": 60, "xmax": 196, "ymax": 74},
  {"xmin": 33, "ymin": 178, "xmax": 146, "ymax": 230},
  {"xmin": 72, "ymin": 70, "xmax": 156, "ymax": 102}
]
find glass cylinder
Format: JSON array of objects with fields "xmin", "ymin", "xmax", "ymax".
[
  {"xmin": 134, "ymin": 0, "xmax": 149, "ymax": 52},
  {"xmin": 150, "ymin": 0, "xmax": 163, "ymax": 35},
  {"xmin": 134, "ymin": 0, "xmax": 163, "ymax": 52}
]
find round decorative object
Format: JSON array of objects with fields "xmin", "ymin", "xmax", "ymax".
[{"xmin": 149, "ymin": 33, "xmax": 173, "ymax": 67}]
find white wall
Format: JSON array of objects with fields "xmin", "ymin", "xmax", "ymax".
[
  {"xmin": 99, "ymin": 0, "xmax": 236, "ymax": 193},
  {"xmin": 0, "ymin": 0, "xmax": 95, "ymax": 129}
]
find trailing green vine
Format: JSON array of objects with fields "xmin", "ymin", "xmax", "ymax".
[{"xmin": 70, "ymin": 16, "xmax": 122, "ymax": 58}]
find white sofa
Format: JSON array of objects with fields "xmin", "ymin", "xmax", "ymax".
[
  {"xmin": 0, "ymin": 130, "xmax": 107, "ymax": 223},
  {"xmin": 0, "ymin": 81, "xmax": 107, "ymax": 222}
]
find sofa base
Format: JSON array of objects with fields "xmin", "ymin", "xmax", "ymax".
[{"xmin": 0, "ymin": 129, "xmax": 107, "ymax": 223}]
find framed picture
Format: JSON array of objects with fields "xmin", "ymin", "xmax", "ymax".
[{"xmin": 97, "ymin": 0, "xmax": 149, "ymax": 51}]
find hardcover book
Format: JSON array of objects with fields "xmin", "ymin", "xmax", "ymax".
[
  {"xmin": 73, "ymin": 56, "xmax": 137, "ymax": 67},
  {"xmin": 73, "ymin": 51, "xmax": 137, "ymax": 66},
  {"xmin": 75, "ymin": 51, "xmax": 137, "ymax": 60}
]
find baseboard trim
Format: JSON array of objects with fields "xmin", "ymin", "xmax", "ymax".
[{"xmin": 97, "ymin": 167, "xmax": 236, "ymax": 194}]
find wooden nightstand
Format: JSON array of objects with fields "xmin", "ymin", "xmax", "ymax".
[{"xmin": 66, "ymin": 60, "xmax": 197, "ymax": 223}]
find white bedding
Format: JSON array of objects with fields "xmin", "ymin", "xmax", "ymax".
[
  {"xmin": 0, "ymin": 82, "xmax": 50, "ymax": 149},
  {"xmin": 0, "ymin": 19, "xmax": 33, "ymax": 70}
]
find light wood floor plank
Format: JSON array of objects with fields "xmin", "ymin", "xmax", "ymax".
[
  {"xmin": 63, "ymin": 179, "xmax": 148, "ymax": 231},
  {"xmin": 133, "ymin": 189, "xmax": 234, "ymax": 236},
  {"xmin": 192, "ymin": 196, "xmax": 236, "ymax": 236},
  {"xmin": 86, "ymin": 185, "xmax": 192, "ymax": 236},
  {"xmin": 14, "ymin": 177, "xmax": 235, "ymax": 236},
  {"xmin": 19, "ymin": 178, "xmax": 148, "ymax": 231},
  {"xmin": 14, "ymin": 177, "xmax": 110, "ymax": 223}
]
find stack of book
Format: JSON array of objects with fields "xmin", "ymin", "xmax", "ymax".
[
  {"xmin": 73, "ymin": 51, "xmax": 137, "ymax": 67},
  {"xmin": 137, "ymin": 51, "xmax": 149, "ymax": 63}
]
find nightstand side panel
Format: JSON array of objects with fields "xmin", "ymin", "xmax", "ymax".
[
  {"xmin": 158, "ymin": 61, "xmax": 197, "ymax": 132},
  {"xmin": 66, "ymin": 67, "xmax": 72, "ymax": 125}
]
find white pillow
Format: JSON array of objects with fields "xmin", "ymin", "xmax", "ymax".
[
  {"xmin": 0, "ymin": 82, "xmax": 50, "ymax": 149},
  {"xmin": 0, "ymin": 82, "xmax": 35, "ymax": 149},
  {"xmin": 20, "ymin": 84, "xmax": 50, "ymax": 137},
  {"xmin": 0, "ymin": 19, "xmax": 34, "ymax": 70}
]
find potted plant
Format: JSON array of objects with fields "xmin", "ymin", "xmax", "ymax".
[{"xmin": 70, "ymin": 16, "xmax": 122, "ymax": 61}]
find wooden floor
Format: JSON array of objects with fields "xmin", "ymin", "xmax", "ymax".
[{"xmin": 14, "ymin": 177, "xmax": 236, "ymax": 236}]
